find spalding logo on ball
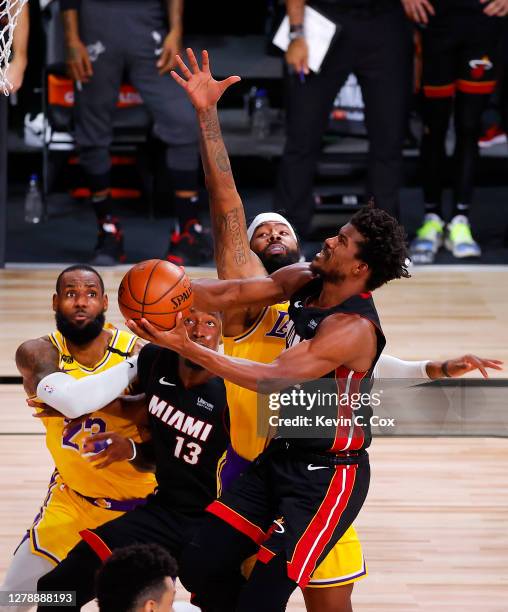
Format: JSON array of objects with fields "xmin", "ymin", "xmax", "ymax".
[{"xmin": 118, "ymin": 259, "xmax": 193, "ymax": 331}]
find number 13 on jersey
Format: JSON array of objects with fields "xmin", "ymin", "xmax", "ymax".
[{"xmin": 174, "ymin": 436, "xmax": 202, "ymax": 465}]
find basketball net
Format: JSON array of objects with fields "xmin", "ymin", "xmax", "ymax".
[{"xmin": 0, "ymin": 0, "xmax": 27, "ymax": 95}]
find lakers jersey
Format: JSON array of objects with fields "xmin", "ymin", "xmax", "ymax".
[
  {"xmin": 38, "ymin": 324, "xmax": 156, "ymax": 500},
  {"xmin": 223, "ymin": 303, "xmax": 289, "ymax": 461}
]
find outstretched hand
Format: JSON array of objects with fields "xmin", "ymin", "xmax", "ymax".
[
  {"xmin": 125, "ymin": 313, "xmax": 190, "ymax": 355},
  {"xmin": 444, "ymin": 354, "xmax": 503, "ymax": 378},
  {"xmin": 171, "ymin": 48, "xmax": 241, "ymax": 110}
]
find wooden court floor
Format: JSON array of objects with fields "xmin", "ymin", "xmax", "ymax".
[{"xmin": 1, "ymin": 265, "xmax": 507, "ymax": 611}]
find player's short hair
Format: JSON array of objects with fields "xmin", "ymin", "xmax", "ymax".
[
  {"xmin": 349, "ymin": 207, "xmax": 410, "ymax": 291},
  {"xmin": 55, "ymin": 265, "xmax": 105, "ymax": 295},
  {"xmin": 95, "ymin": 543, "xmax": 177, "ymax": 612}
]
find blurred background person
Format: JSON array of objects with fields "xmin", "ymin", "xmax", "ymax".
[
  {"xmin": 95, "ymin": 543, "xmax": 178, "ymax": 612},
  {"xmin": 60, "ymin": 0, "xmax": 210, "ymax": 265},
  {"xmin": 408, "ymin": 0, "xmax": 507, "ymax": 263},
  {"xmin": 274, "ymin": 0, "xmax": 413, "ymax": 239}
]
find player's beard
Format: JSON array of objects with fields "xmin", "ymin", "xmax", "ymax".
[
  {"xmin": 258, "ymin": 248, "xmax": 300, "ymax": 274},
  {"xmin": 55, "ymin": 310, "xmax": 106, "ymax": 346}
]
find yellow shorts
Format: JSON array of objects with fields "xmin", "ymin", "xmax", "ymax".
[
  {"xmin": 241, "ymin": 524, "xmax": 366, "ymax": 588},
  {"xmin": 29, "ymin": 471, "xmax": 126, "ymax": 565},
  {"xmin": 307, "ymin": 524, "xmax": 367, "ymax": 588}
]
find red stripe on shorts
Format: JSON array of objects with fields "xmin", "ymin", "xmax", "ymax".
[
  {"xmin": 79, "ymin": 529, "xmax": 112, "ymax": 562},
  {"xmin": 287, "ymin": 465, "xmax": 357, "ymax": 587},
  {"xmin": 207, "ymin": 500, "xmax": 266, "ymax": 545}
]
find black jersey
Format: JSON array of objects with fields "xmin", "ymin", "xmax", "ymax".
[
  {"xmin": 137, "ymin": 344, "xmax": 229, "ymax": 515},
  {"xmin": 282, "ymin": 278, "xmax": 385, "ymax": 453}
]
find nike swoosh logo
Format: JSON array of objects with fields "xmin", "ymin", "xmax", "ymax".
[
  {"xmin": 307, "ymin": 464, "xmax": 330, "ymax": 471},
  {"xmin": 127, "ymin": 362, "xmax": 135, "ymax": 369},
  {"xmin": 159, "ymin": 377, "xmax": 176, "ymax": 386}
]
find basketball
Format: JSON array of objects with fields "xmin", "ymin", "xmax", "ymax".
[{"xmin": 118, "ymin": 259, "xmax": 193, "ymax": 331}]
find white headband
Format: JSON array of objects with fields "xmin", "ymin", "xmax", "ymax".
[{"xmin": 246, "ymin": 213, "xmax": 298, "ymax": 243}]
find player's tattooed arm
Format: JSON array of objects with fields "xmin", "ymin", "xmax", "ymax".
[
  {"xmin": 170, "ymin": 49, "xmax": 264, "ymax": 279},
  {"xmin": 15, "ymin": 338, "xmax": 61, "ymax": 398}
]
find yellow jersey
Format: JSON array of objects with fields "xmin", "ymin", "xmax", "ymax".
[
  {"xmin": 38, "ymin": 324, "xmax": 156, "ymax": 501},
  {"xmin": 223, "ymin": 303, "xmax": 289, "ymax": 461}
]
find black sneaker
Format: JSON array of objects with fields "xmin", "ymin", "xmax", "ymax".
[
  {"xmin": 166, "ymin": 220, "xmax": 214, "ymax": 266},
  {"xmin": 90, "ymin": 217, "xmax": 126, "ymax": 266},
  {"xmin": 184, "ymin": 219, "xmax": 214, "ymax": 262}
]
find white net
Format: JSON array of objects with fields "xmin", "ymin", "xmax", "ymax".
[{"xmin": 0, "ymin": 0, "xmax": 28, "ymax": 95}]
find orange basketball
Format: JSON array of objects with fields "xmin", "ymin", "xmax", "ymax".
[{"xmin": 118, "ymin": 259, "xmax": 193, "ymax": 331}]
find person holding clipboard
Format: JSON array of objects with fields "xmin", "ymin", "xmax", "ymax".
[{"xmin": 274, "ymin": 0, "xmax": 413, "ymax": 238}]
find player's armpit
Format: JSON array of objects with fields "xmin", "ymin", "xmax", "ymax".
[{"xmin": 15, "ymin": 337, "xmax": 60, "ymax": 397}]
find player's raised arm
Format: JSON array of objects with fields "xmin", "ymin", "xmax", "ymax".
[
  {"xmin": 191, "ymin": 262, "xmax": 314, "ymax": 312},
  {"xmin": 171, "ymin": 48, "xmax": 266, "ymax": 279}
]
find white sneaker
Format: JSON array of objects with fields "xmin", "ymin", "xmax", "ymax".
[
  {"xmin": 445, "ymin": 215, "xmax": 481, "ymax": 258},
  {"xmin": 409, "ymin": 213, "xmax": 444, "ymax": 264}
]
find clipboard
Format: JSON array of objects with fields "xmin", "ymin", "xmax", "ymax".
[{"xmin": 272, "ymin": 6, "xmax": 339, "ymax": 73}]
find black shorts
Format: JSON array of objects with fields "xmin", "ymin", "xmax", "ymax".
[
  {"xmin": 422, "ymin": 12, "xmax": 502, "ymax": 98},
  {"xmin": 79, "ymin": 495, "xmax": 203, "ymax": 564},
  {"xmin": 207, "ymin": 441, "xmax": 370, "ymax": 587}
]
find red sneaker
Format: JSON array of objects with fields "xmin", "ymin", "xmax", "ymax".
[{"xmin": 478, "ymin": 125, "xmax": 507, "ymax": 149}]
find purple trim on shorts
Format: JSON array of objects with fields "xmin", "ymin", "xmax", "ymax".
[
  {"xmin": 308, "ymin": 556, "xmax": 367, "ymax": 586},
  {"xmin": 219, "ymin": 445, "xmax": 252, "ymax": 493},
  {"xmin": 14, "ymin": 531, "xmax": 30, "ymax": 555}
]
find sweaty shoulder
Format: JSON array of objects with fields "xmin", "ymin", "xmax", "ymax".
[
  {"xmin": 319, "ymin": 312, "xmax": 375, "ymax": 335},
  {"xmin": 314, "ymin": 313, "xmax": 377, "ymax": 370}
]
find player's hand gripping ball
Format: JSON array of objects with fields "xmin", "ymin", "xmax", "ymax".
[{"xmin": 118, "ymin": 259, "xmax": 193, "ymax": 330}]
